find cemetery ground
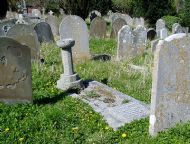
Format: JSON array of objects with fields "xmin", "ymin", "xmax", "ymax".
[{"xmin": 0, "ymin": 39, "xmax": 190, "ymax": 143}]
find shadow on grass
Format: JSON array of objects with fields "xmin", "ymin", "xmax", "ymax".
[{"xmin": 33, "ymin": 89, "xmax": 80, "ymax": 105}]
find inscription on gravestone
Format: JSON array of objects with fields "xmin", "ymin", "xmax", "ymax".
[{"xmin": 0, "ymin": 37, "xmax": 32, "ymax": 104}]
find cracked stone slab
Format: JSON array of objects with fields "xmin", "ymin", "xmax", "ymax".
[{"xmin": 70, "ymin": 81, "xmax": 149, "ymax": 130}]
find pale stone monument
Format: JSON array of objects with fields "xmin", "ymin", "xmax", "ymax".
[
  {"xmin": 45, "ymin": 15, "xmax": 59, "ymax": 36},
  {"xmin": 117, "ymin": 25, "xmax": 134, "ymax": 60},
  {"xmin": 56, "ymin": 38, "xmax": 82, "ymax": 90},
  {"xmin": 59, "ymin": 15, "xmax": 90, "ymax": 60},
  {"xmin": 160, "ymin": 28, "xmax": 168, "ymax": 39},
  {"xmin": 16, "ymin": 14, "xmax": 27, "ymax": 24},
  {"xmin": 0, "ymin": 37, "xmax": 32, "ymax": 104},
  {"xmin": 90, "ymin": 16, "xmax": 107, "ymax": 38},
  {"xmin": 149, "ymin": 33, "xmax": 190, "ymax": 136},
  {"xmin": 110, "ymin": 18, "xmax": 127, "ymax": 38},
  {"xmin": 172, "ymin": 23, "xmax": 184, "ymax": 34},
  {"xmin": 156, "ymin": 19, "xmax": 166, "ymax": 37},
  {"xmin": 6, "ymin": 24, "xmax": 40, "ymax": 60}
]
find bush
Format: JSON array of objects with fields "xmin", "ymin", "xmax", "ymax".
[
  {"xmin": 162, "ymin": 15, "xmax": 182, "ymax": 30},
  {"xmin": 179, "ymin": 0, "xmax": 190, "ymax": 28}
]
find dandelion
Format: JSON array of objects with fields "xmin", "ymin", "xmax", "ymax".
[
  {"xmin": 72, "ymin": 127, "xmax": 79, "ymax": 133},
  {"xmin": 121, "ymin": 133, "xmax": 127, "ymax": 138},
  {"xmin": 5, "ymin": 128, "xmax": 9, "ymax": 132},
  {"xmin": 19, "ymin": 137, "xmax": 24, "ymax": 141}
]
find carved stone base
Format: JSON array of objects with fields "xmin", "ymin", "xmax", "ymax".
[{"xmin": 57, "ymin": 73, "xmax": 82, "ymax": 90}]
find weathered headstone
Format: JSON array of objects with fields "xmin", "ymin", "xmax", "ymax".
[
  {"xmin": 59, "ymin": 15, "xmax": 90, "ymax": 60},
  {"xmin": 110, "ymin": 18, "xmax": 127, "ymax": 38},
  {"xmin": 0, "ymin": 19, "xmax": 16, "ymax": 36},
  {"xmin": 147, "ymin": 28, "xmax": 156, "ymax": 40},
  {"xmin": 133, "ymin": 25, "xmax": 147, "ymax": 54},
  {"xmin": 32, "ymin": 9, "xmax": 41, "ymax": 18},
  {"xmin": 156, "ymin": 19, "xmax": 166, "ymax": 37},
  {"xmin": 34, "ymin": 22, "xmax": 54, "ymax": 43},
  {"xmin": 6, "ymin": 24, "xmax": 40, "ymax": 60},
  {"xmin": 45, "ymin": 15, "xmax": 59, "ymax": 36},
  {"xmin": 133, "ymin": 17, "xmax": 144, "ymax": 27},
  {"xmin": 90, "ymin": 16, "xmax": 107, "ymax": 38},
  {"xmin": 117, "ymin": 25, "xmax": 134, "ymax": 60},
  {"xmin": 151, "ymin": 39, "xmax": 160, "ymax": 53},
  {"xmin": 172, "ymin": 23, "xmax": 184, "ymax": 34},
  {"xmin": 160, "ymin": 28, "xmax": 168, "ymax": 39},
  {"xmin": 123, "ymin": 14, "xmax": 133, "ymax": 27},
  {"xmin": 149, "ymin": 33, "xmax": 190, "ymax": 136},
  {"xmin": 16, "ymin": 14, "xmax": 27, "ymax": 24},
  {"xmin": 0, "ymin": 37, "xmax": 32, "ymax": 104}
]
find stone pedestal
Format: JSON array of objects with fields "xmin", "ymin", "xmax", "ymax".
[{"xmin": 56, "ymin": 38, "xmax": 82, "ymax": 90}]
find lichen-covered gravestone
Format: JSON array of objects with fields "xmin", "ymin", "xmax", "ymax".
[
  {"xmin": 117, "ymin": 25, "xmax": 134, "ymax": 60},
  {"xmin": 172, "ymin": 23, "xmax": 184, "ymax": 34},
  {"xmin": 156, "ymin": 19, "xmax": 166, "ymax": 37},
  {"xmin": 149, "ymin": 33, "xmax": 190, "ymax": 136},
  {"xmin": 90, "ymin": 16, "xmax": 107, "ymax": 38},
  {"xmin": 59, "ymin": 15, "xmax": 90, "ymax": 60},
  {"xmin": 133, "ymin": 17, "xmax": 144, "ymax": 27},
  {"xmin": 6, "ymin": 24, "xmax": 40, "ymax": 60},
  {"xmin": 45, "ymin": 15, "xmax": 59, "ymax": 36},
  {"xmin": 0, "ymin": 37, "xmax": 32, "ymax": 104},
  {"xmin": 133, "ymin": 25, "xmax": 147, "ymax": 55},
  {"xmin": 34, "ymin": 22, "xmax": 54, "ymax": 43},
  {"xmin": 110, "ymin": 18, "xmax": 127, "ymax": 39}
]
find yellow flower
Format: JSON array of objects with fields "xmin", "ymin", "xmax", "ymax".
[
  {"xmin": 19, "ymin": 138, "xmax": 24, "ymax": 141},
  {"xmin": 5, "ymin": 128, "xmax": 9, "ymax": 132},
  {"xmin": 121, "ymin": 133, "xmax": 127, "ymax": 138},
  {"xmin": 72, "ymin": 127, "xmax": 79, "ymax": 132},
  {"xmin": 105, "ymin": 126, "xmax": 109, "ymax": 130}
]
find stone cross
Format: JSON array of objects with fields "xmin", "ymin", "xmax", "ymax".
[{"xmin": 56, "ymin": 38, "xmax": 82, "ymax": 90}]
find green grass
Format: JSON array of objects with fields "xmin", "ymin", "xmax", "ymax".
[{"xmin": 1, "ymin": 39, "xmax": 190, "ymax": 143}]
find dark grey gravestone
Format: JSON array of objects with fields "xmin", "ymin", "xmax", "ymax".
[
  {"xmin": 34, "ymin": 22, "xmax": 54, "ymax": 43},
  {"xmin": 147, "ymin": 28, "xmax": 156, "ymax": 40},
  {"xmin": 110, "ymin": 18, "xmax": 127, "ymax": 39},
  {"xmin": 90, "ymin": 16, "xmax": 107, "ymax": 38},
  {"xmin": 45, "ymin": 15, "xmax": 59, "ymax": 36},
  {"xmin": 0, "ymin": 37, "xmax": 32, "ymax": 104},
  {"xmin": 59, "ymin": 15, "xmax": 90, "ymax": 60},
  {"xmin": 6, "ymin": 24, "xmax": 40, "ymax": 60}
]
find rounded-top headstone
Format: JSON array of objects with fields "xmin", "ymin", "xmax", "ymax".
[
  {"xmin": 34, "ymin": 22, "xmax": 54, "ymax": 43},
  {"xmin": 147, "ymin": 28, "xmax": 156, "ymax": 40},
  {"xmin": 59, "ymin": 15, "xmax": 90, "ymax": 60},
  {"xmin": 110, "ymin": 18, "xmax": 127, "ymax": 39},
  {"xmin": 45, "ymin": 15, "xmax": 59, "ymax": 36},
  {"xmin": 156, "ymin": 19, "xmax": 166, "ymax": 37},
  {"xmin": 172, "ymin": 23, "xmax": 183, "ymax": 34},
  {"xmin": 6, "ymin": 24, "xmax": 40, "ymax": 60},
  {"xmin": 90, "ymin": 16, "xmax": 107, "ymax": 38}
]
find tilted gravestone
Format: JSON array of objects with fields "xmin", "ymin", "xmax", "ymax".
[
  {"xmin": 110, "ymin": 18, "xmax": 127, "ymax": 39},
  {"xmin": 117, "ymin": 25, "xmax": 134, "ymax": 60},
  {"xmin": 133, "ymin": 25, "xmax": 147, "ymax": 55},
  {"xmin": 6, "ymin": 24, "xmax": 40, "ymax": 60},
  {"xmin": 59, "ymin": 15, "xmax": 90, "ymax": 60},
  {"xmin": 147, "ymin": 28, "xmax": 156, "ymax": 40},
  {"xmin": 156, "ymin": 19, "xmax": 166, "ymax": 37},
  {"xmin": 45, "ymin": 15, "xmax": 59, "ymax": 36},
  {"xmin": 90, "ymin": 16, "xmax": 107, "ymax": 38},
  {"xmin": 34, "ymin": 22, "xmax": 54, "ymax": 43},
  {"xmin": 0, "ymin": 37, "xmax": 32, "ymax": 104},
  {"xmin": 149, "ymin": 33, "xmax": 190, "ymax": 136}
]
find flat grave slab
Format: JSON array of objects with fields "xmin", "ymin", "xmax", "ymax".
[{"xmin": 70, "ymin": 81, "xmax": 150, "ymax": 130}]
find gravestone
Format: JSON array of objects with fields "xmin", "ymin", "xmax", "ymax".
[
  {"xmin": 89, "ymin": 10, "xmax": 101, "ymax": 22},
  {"xmin": 59, "ymin": 15, "xmax": 90, "ymax": 60},
  {"xmin": 149, "ymin": 33, "xmax": 190, "ymax": 136},
  {"xmin": 172, "ymin": 23, "xmax": 184, "ymax": 34},
  {"xmin": 117, "ymin": 25, "xmax": 134, "ymax": 60},
  {"xmin": 151, "ymin": 39, "xmax": 160, "ymax": 53},
  {"xmin": 45, "ymin": 15, "xmax": 59, "ymax": 36},
  {"xmin": 32, "ymin": 9, "xmax": 41, "ymax": 18},
  {"xmin": 160, "ymin": 28, "xmax": 168, "ymax": 39},
  {"xmin": 0, "ymin": 19, "xmax": 16, "ymax": 36},
  {"xmin": 133, "ymin": 25, "xmax": 147, "ymax": 55},
  {"xmin": 0, "ymin": 37, "xmax": 32, "ymax": 104},
  {"xmin": 34, "ymin": 22, "xmax": 54, "ymax": 43},
  {"xmin": 156, "ymin": 19, "xmax": 166, "ymax": 37},
  {"xmin": 110, "ymin": 18, "xmax": 127, "ymax": 38},
  {"xmin": 90, "ymin": 16, "xmax": 106, "ymax": 38},
  {"xmin": 123, "ymin": 14, "xmax": 133, "ymax": 27},
  {"xmin": 147, "ymin": 28, "xmax": 156, "ymax": 40},
  {"xmin": 133, "ymin": 17, "xmax": 144, "ymax": 27},
  {"xmin": 6, "ymin": 24, "xmax": 40, "ymax": 60}
]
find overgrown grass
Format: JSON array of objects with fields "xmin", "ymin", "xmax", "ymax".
[{"xmin": 0, "ymin": 39, "xmax": 190, "ymax": 143}]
